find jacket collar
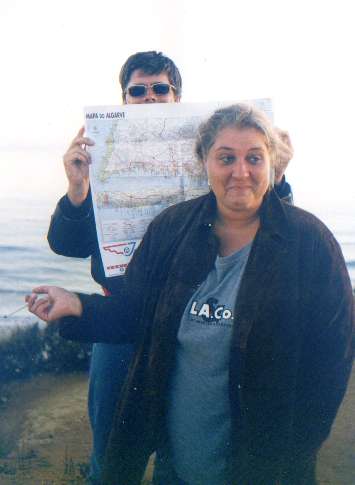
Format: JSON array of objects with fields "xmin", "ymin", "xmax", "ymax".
[{"xmin": 258, "ymin": 189, "xmax": 295, "ymax": 242}]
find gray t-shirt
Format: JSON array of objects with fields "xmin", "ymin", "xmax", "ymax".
[{"xmin": 167, "ymin": 243, "xmax": 251, "ymax": 485}]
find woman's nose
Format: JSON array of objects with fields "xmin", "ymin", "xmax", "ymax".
[{"xmin": 231, "ymin": 159, "xmax": 249, "ymax": 178}]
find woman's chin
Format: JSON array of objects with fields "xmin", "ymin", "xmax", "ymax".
[{"xmin": 226, "ymin": 197, "xmax": 256, "ymax": 213}]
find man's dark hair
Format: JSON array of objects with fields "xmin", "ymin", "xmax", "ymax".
[{"xmin": 119, "ymin": 51, "xmax": 182, "ymax": 100}]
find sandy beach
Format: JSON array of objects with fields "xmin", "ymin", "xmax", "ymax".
[
  {"xmin": 0, "ymin": 373, "xmax": 91, "ymax": 484},
  {"xmin": 0, "ymin": 369, "xmax": 354, "ymax": 484}
]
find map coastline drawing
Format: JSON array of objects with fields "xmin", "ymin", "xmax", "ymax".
[{"xmin": 85, "ymin": 100, "xmax": 272, "ymax": 277}]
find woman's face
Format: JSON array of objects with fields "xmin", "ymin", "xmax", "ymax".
[{"xmin": 204, "ymin": 126, "xmax": 272, "ymax": 216}]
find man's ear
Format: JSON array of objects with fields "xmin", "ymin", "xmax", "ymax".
[{"xmin": 174, "ymin": 95, "xmax": 181, "ymax": 103}]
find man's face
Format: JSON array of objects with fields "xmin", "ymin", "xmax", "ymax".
[{"xmin": 124, "ymin": 69, "xmax": 179, "ymax": 104}]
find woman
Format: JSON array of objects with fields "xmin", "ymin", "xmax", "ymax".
[{"xmin": 27, "ymin": 104, "xmax": 354, "ymax": 485}]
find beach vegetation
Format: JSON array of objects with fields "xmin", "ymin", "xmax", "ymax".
[{"xmin": 0, "ymin": 322, "xmax": 91, "ymax": 387}]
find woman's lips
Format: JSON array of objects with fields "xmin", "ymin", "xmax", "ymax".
[{"xmin": 226, "ymin": 184, "xmax": 252, "ymax": 191}]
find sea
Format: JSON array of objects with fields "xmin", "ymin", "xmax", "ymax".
[
  {"xmin": 0, "ymin": 196, "xmax": 100, "ymax": 339},
  {"xmin": 0, "ymin": 195, "xmax": 354, "ymax": 339}
]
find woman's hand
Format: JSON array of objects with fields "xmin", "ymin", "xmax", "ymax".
[{"xmin": 26, "ymin": 286, "xmax": 83, "ymax": 322}]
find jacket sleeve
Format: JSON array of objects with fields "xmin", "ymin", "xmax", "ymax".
[
  {"xmin": 47, "ymin": 191, "xmax": 97, "ymax": 258},
  {"xmin": 294, "ymin": 227, "xmax": 354, "ymax": 452},
  {"xmin": 58, "ymin": 213, "xmax": 160, "ymax": 344}
]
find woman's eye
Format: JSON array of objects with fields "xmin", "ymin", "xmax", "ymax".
[
  {"xmin": 220, "ymin": 155, "xmax": 235, "ymax": 165},
  {"xmin": 247, "ymin": 155, "xmax": 262, "ymax": 165}
]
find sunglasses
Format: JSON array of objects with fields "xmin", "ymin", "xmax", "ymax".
[{"xmin": 125, "ymin": 82, "xmax": 176, "ymax": 98}]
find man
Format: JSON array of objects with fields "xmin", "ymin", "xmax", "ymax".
[{"xmin": 47, "ymin": 50, "xmax": 293, "ymax": 484}]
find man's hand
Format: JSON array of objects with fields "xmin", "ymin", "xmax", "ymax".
[
  {"xmin": 26, "ymin": 286, "xmax": 83, "ymax": 322},
  {"xmin": 63, "ymin": 127, "xmax": 95, "ymax": 206},
  {"xmin": 274, "ymin": 128, "xmax": 294, "ymax": 184}
]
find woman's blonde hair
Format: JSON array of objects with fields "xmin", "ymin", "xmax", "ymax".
[{"xmin": 195, "ymin": 103, "xmax": 279, "ymax": 167}]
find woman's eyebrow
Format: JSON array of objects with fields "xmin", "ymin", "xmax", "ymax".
[
  {"xmin": 214, "ymin": 145, "xmax": 265, "ymax": 152},
  {"xmin": 214, "ymin": 145, "xmax": 234, "ymax": 151}
]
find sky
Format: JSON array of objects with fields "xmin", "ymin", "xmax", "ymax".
[{"xmin": 0, "ymin": 0, "xmax": 354, "ymax": 215}]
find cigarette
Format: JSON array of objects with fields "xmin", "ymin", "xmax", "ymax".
[
  {"xmin": 2, "ymin": 294, "xmax": 48, "ymax": 319},
  {"xmin": 2, "ymin": 304, "xmax": 29, "ymax": 319}
]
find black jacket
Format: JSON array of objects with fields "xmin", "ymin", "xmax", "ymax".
[
  {"xmin": 60, "ymin": 190, "xmax": 354, "ymax": 485},
  {"xmin": 47, "ymin": 178, "xmax": 293, "ymax": 294}
]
